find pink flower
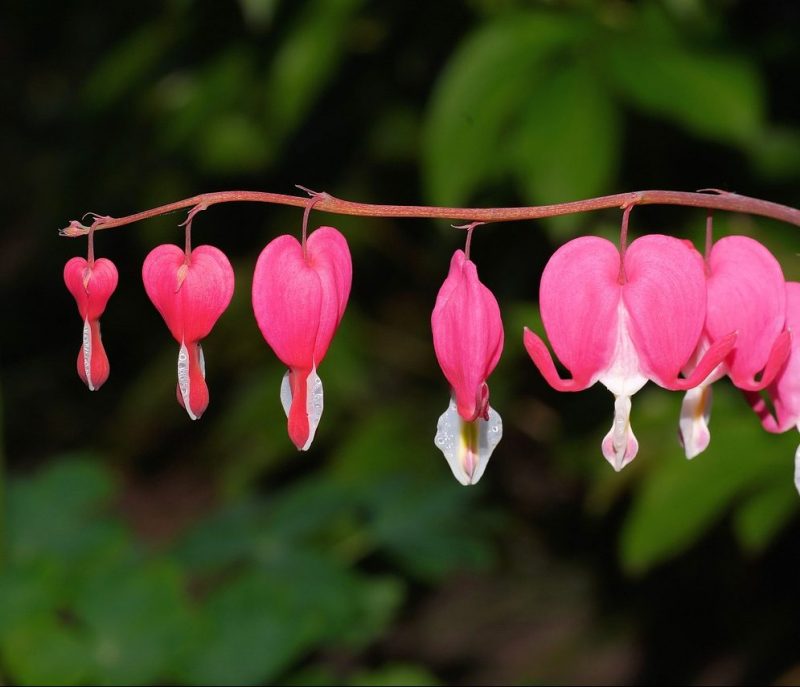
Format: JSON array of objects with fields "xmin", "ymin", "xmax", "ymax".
[
  {"xmin": 432, "ymin": 249, "xmax": 504, "ymax": 485},
  {"xmin": 252, "ymin": 226, "xmax": 352, "ymax": 451},
  {"xmin": 746, "ymin": 281, "xmax": 800, "ymax": 493},
  {"xmin": 64, "ymin": 256, "xmax": 118, "ymax": 391},
  {"xmin": 142, "ymin": 244, "xmax": 234, "ymax": 420},
  {"xmin": 679, "ymin": 236, "xmax": 790, "ymax": 458},
  {"xmin": 524, "ymin": 234, "xmax": 736, "ymax": 470}
]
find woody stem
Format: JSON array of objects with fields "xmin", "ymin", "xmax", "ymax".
[{"xmin": 59, "ymin": 189, "xmax": 800, "ymax": 237}]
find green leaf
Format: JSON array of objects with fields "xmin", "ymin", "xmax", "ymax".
[
  {"xmin": 173, "ymin": 498, "xmax": 267, "ymax": 573},
  {"xmin": 264, "ymin": 0, "xmax": 365, "ymax": 139},
  {"xmin": 619, "ymin": 386, "xmax": 796, "ymax": 574},
  {"xmin": 349, "ymin": 663, "xmax": 441, "ymax": 686},
  {"xmin": 73, "ymin": 558, "xmax": 194, "ymax": 684},
  {"xmin": 607, "ymin": 39, "xmax": 763, "ymax": 145},
  {"xmin": 423, "ymin": 12, "xmax": 584, "ymax": 205},
  {"xmin": 179, "ymin": 552, "xmax": 374, "ymax": 685},
  {"xmin": 366, "ymin": 476, "xmax": 496, "ymax": 581},
  {"xmin": 197, "ymin": 112, "xmax": 272, "ymax": 172},
  {"xmin": 1, "ymin": 616, "xmax": 93, "ymax": 686},
  {"xmin": 514, "ymin": 64, "xmax": 620, "ymax": 204},
  {"xmin": 7, "ymin": 456, "xmax": 120, "ymax": 565},
  {"xmin": 82, "ymin": 24, "xmax": 170, "ymax": 110},
  {"xmin": 733, "ymin": 478, "xmax": 798, "ymax": 553}
]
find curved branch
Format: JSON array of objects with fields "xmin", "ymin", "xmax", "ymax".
[{"xmin": 59, "ymin": 188, "xmax": 800, "ymax": 237}]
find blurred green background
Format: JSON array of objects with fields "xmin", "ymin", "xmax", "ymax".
[{"xmin": 3, "ymin": 0, "xmax": 800, "ymax": 684}]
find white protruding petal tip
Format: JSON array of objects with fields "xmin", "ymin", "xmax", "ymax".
[
  {"xmin": 82, "ymin": 318, "xmax": 95, "ymax": 391},
  {"xmin": 678, "ymin": 385, "xmax": 712, "ymax": 460},
  {"xmin": 177, "ymin": 342, "xmax": 196, "ymax": 421},
  {"xmin": 602, "ymin": 395, "xmax": 638, "ymax": 471},
  {"xmin": 303, "ymin": 367, "xmax": 324, "ymax": 451},
  {"xmin": 280, "ymin": 370, "xmax": 292, "ymax": 419},
  {"xmin": 279, "ymin": 368, "xmax": 324, "ymax": 451},
  {"xmin": 794, "ymin": 437, "xmax": 800, "ymax": 496},
  {"xmin": 434, "ymin": 397, "xmax": 502, "ymax": 485}
]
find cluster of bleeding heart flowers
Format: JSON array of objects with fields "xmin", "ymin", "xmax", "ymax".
[{"xmin": 64, "ymin": 221, "xmax": 800, "ymax": 494}]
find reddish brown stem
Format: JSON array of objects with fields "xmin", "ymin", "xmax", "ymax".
[{"xmin": 59, "ymin": 189, "xmax": 800, "ymax": 237}]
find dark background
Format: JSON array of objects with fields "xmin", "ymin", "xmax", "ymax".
[{"xmin": 2, "ymin": 0, "xmax": 800, "ymax": 684}]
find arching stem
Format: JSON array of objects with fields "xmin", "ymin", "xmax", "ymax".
[{"xmin": 59, "ymin": 189, "xmax": 800, "ymax": 237}]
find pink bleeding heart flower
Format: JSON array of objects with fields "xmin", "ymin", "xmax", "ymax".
[
  {"xmin": 679, "ymin": 236, "xmax": 790, "ymax": 458},
  {"xmin": 524, "ymin": 234, "xmax": 737, "ymax": 471},
  {"xmin": 252, "ymin": 226, "xmax": 352, "ymax": 451},
  {"xmin": 64, "ymin": 256, "xmax": 118, "ymax": 390},
  {"xmin": 431, "ymin": 249, "xmax": 504, "ymax": 485},
  {"xmin": 746, "ymin": 281, "xmax": 800, "ymax": 493},
  {"xmin": 142, "ymin": 244, "xmax": 234, "ymax": 420}
]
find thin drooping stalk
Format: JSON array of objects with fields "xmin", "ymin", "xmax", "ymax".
[{"xmin": 59, "ymin": 189, "xmax": 800, "ymax": 237}]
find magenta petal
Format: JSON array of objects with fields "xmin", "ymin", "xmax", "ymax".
[
  {"xmin": 523, "ymin": 328, "xmax": 591, "ymax": 391},
  {"xmin": 669, "ymin": 332, "xmax": 738, "ymax": 391},
  {"xmin": 623, "ymin": 235, "xmax": 707, "ymax": 387},
  {"xmin": 706, "ymin": 236, "xmax": 786, "ymax": 389},
  {"xmin": 533, "ymin": 236, "xmax": 620, "ymax": 390},
  {"xmin": 755, "ymin": 282, "xmax": 800, "ymax": 433},
  {"xmin": 305, "ymin": 227, "xmax": 353, "ymax": 365},
  {"xmin": 432, "ymin": 250, "xmax": 504, "ymax": 421},
  {"xmin": 252, "ymin": 235, "xmax": 323, "ymax": 369},
  {"xmin": 64, "ymin": 257, "xmax": 118, "ymax": 321},
  {"xmin": 76, "ymin": 319, "xmax": 110, "ymax": 391},
  {"xmin": 142, "ymin": 244, "xmax": 234, "ymax": 344},
  {"xmin": 176, "ymin": 341, "xmax": 209, "ymax": 420}
]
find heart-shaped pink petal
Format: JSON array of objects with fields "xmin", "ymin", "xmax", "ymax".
[
  {"xmin": 706, "ymin": 236, "xmax": 787, "ymax": 390},
  {"xmin": 142, "ymin": 244, "xmax": 234, "ymax": 344},
  {"xmin": 525, "ymin": 236, "xmax": 620, "ymax": 391},
  {"xmin": 64, "ymin": 257, "xmax": 118, "ymax": 321},
  {"xmin": 622, "ymin": 234, "xmax": 707, "ymax": 387}
]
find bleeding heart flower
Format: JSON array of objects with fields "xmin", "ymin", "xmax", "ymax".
[
  {"xmin": 746, "ymin": 281, "xmax": 800, "ymax": 493},
  {"xmin": 252, "ymin": 226, "xmax": 352, "ymax": 451},
  {"xmin": 432, "ymin": 249, "xmax": 504, "ymax": 485},
  {"xmin": 524, "ymin": 234, "xmax": 737, "ymax": 470},
  {"xmin": 142, "ymin": 244, "xmax": 234, "ymax": 420},
  {"xmin": 64, "ymin": 256, "xmax": 118, "ymax": 390},
  {"xmin": 679, "ymin": 236, "xmax": 790, "ymax": 458}
]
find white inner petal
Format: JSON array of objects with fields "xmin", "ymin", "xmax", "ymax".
[
  {"xmin": 599, "ymin": 302, "xmax": 648, "ymax": 398},
  {"xmin": 177, "ymin": 342, "xmax": 196, "ymax": 420},
  {"xmin": 305, "ymin": 368, "xmax": 324, "ymax": 451},
  {"xmin": 82, "ymin": 318, "xmax": 94, "ymax": 391},
  {"xmin": 601, "ymin": 394, "xmax": 639, "ymax": 471},
  {"xmin": 197, "ymin": 342, "xmax": 206, "ymax": 379},
  {"xmin": 280, "ymin": 370, "xmax": 292, "ymax": 418},
  {"xmin": 794, "ymin": 428, "xmax": 800, "ymax": 496},
  {"xmin": 280, "ymin": 367, "xmax": 324, "ymax": 451},
  {"xmin": 434, "ymin": 396, "xmax": 502, "ymax": 486},
  {"xmin": 678, "ymin": 384, "xmax": 713, "ymax": 459}
]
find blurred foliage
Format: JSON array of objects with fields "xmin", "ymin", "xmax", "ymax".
[
  {"xmin": 4, "ymin": 0, "xmax": 800, "ymax": 684},
  {"xmin": 0, "ymin": 456, "xmax": 484, "ymax": 684}
]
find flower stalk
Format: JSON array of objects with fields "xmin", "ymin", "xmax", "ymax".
[{"xmin": 60, "ymin": 189, "xmax": 800, "ymax": 237}]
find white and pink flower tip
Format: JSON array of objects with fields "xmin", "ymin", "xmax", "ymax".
[
  {"xmin": 143, "ymin": 243, "xmax": 234, "ymax": 420},
  {"xmin": 679, "ymin": 236, "xmax": 790, "ymax": 458},
  {"xmin": 432, "ymin": 247, "xmax": 504, "ymax": 486},
  {"xmin": 524, "ymin": 234, "xmax": 737, "ymax": 471},
  {"xmin": 252, "ymin": 226, "xmax": 352, "ymax": 451},
  {"xmin": 747, "ymin": 281, "xmax": 800, "ymax": 494},
  {"xmin": 64, "ymin": 255, "xmax": 118, "ymax": 391}
]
